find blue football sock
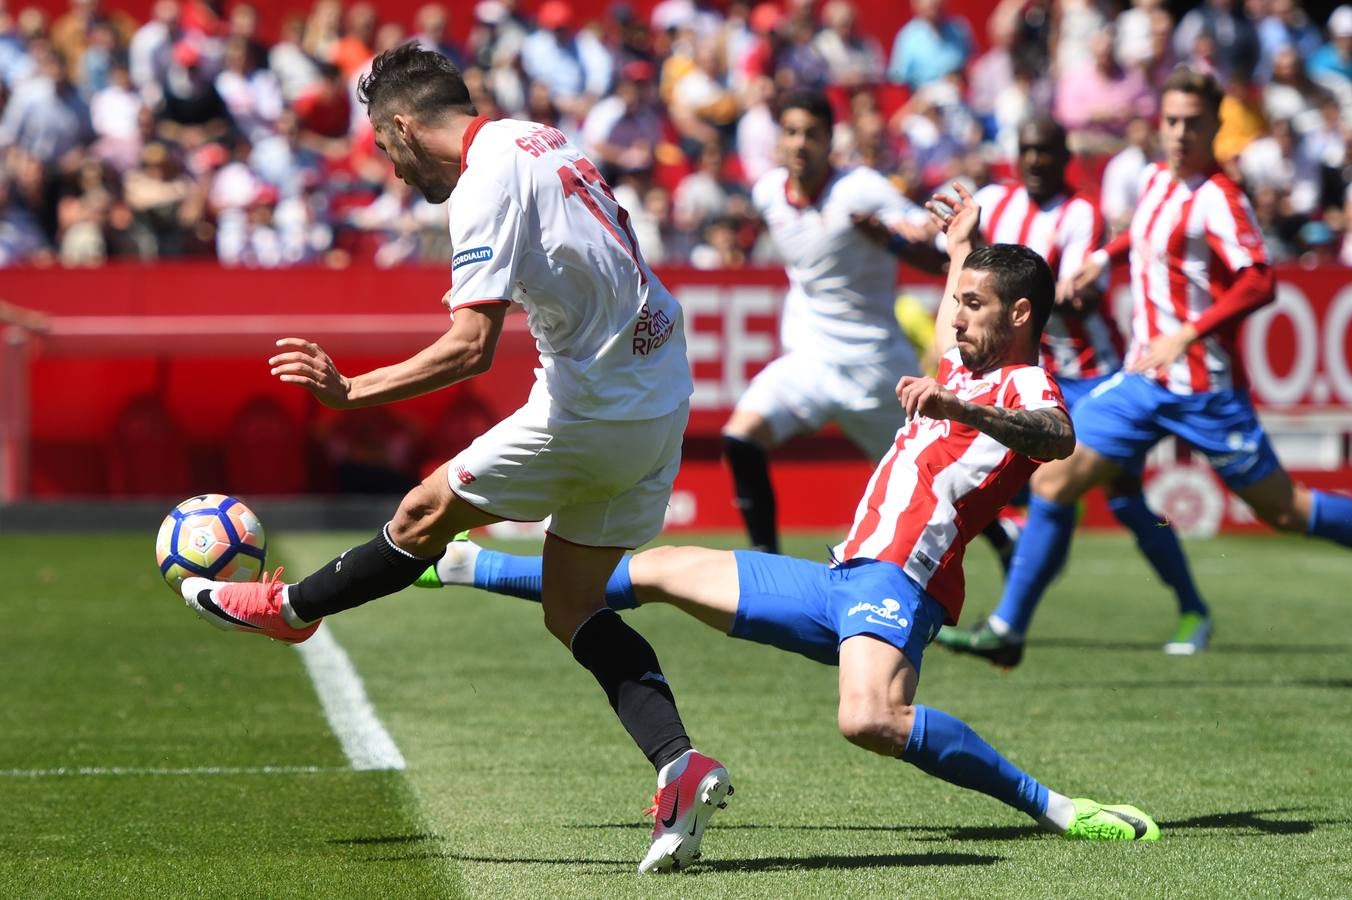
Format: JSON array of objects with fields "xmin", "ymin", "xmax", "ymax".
[
  {"xmin": 900, "ymin": 705, "xmax": 1048, "ymax": 820},
  {"xmin": 1109, "ymin": 493, "xmax": 1208, "ymax": 616},
  {"xmin": 1309, "ymin": 491, "xmax": 1352, "ymax": 548},
  {"xmin": 990, "ymin": 496, "xmax": 1077, "ymax": 636},
  {"xmin": 472, "ymin": 550, "xmax": 638, "ymax": 609}
]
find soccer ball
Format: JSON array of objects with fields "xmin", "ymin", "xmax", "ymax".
[{"xmin": 155, "ymin": 494, "xmax": 267, "ymax": 592}]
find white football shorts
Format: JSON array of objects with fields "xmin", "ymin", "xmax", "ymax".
[
  {"xmin": 733, "ymin": 350, "xmax": 913, "ymax": 460},
  {"xmin": 447, "ymin": 385, "xmax": 689, "ymax": 549}
]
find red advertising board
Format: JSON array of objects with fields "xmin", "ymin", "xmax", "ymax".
[{"xmin": 2, "ymin": 263, "xmax": 1349, "ymax": 534}]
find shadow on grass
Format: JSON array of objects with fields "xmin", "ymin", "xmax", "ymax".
[
  {"xmin": 570, "ymin": 821, "xmax": 1042, "ymax": 841},
  {"xmin": 363, "ymin": 850, "xmax": 1003, "ymax": 872},
  {"xmin": 1031, "ymin": 637, "xmax": 1350, "ymax": 655},
  {"xmin": 329, "ymin": 833, "xmax": 442, "ymax": 846},
  {"xmin": 1158, "ymin": 808, "xmax": 1329, "ymax": 836}
]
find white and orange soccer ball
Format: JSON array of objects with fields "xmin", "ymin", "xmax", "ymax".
[{"xmin": 155, "ymin": 494, "xmax": 267, "ymax": 592}]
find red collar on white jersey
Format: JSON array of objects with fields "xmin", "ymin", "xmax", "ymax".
[{"xmin": 460, "ymin": 115, "xmax": 492, "ymax": 174}]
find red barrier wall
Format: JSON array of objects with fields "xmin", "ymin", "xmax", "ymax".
[{"xmin": 3, "ymin": 263, "xmax": 1350, "ymax": 534}]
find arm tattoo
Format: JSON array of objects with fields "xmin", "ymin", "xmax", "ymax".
[{"xmin": 954, "ymin": 404, "xmax": 1075, "ymax": 460}]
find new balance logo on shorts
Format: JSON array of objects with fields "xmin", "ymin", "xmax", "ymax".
[
  {"xmin": 847, "ymin": 597, "xmax": 909, "ymax": 630},
  {"xmin": 455, "ymin": 465, "xmax": 477, "ymax": 485},
  {"xmin": 452, "ymin": 246, "xmax": 493, "ymax": 269}
]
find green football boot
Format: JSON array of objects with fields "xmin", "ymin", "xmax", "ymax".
[
  {"xmin": 934, "ymin": 621, "xmax": 1025, "ymax": 668},
  {"xmin": 413, "ymin": 531, "xmax": 474, "ymax": 588},
  {"xmin": 1065, "ymin": 799, "xmax": 1161, "ymax": 841},
  {"xmin": 1163, "ymin": 611, "xmax": 1213, "ymax": 656}
]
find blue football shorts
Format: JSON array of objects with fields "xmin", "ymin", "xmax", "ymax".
[
  {"xmin": 1072, "ymin": 372, "xmax": 1280, "ymax": 490},
  {"xmin": 730, "ymin": 551, "xmax": 947, "ymax": 673}
]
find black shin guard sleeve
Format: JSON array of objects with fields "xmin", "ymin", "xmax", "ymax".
[
  {"xmin": 288, "ymin": 526, "xmax": 438, "ymax": 622},
  {"xmin": 571, "ymin": 609, "xmax": 691, "ymax": 770},
  {"xmin": 722, "ymin": 434, "xmax": 778, "ymax": 554}
]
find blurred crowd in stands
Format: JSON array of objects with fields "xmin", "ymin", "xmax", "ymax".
[{"xmin": 1, "ymin": 0, "xmax": 1349, "ymax": 271}]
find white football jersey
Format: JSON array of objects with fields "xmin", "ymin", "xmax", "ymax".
[
  {"xmin": 446, "ymin": 117, "xmax": 692, "ymax": 421},
  {"xmin": 752, "ymin": 166, "xmax": 921, "ymax": 368}
]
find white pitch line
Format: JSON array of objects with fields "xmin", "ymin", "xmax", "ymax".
[
  {"xmin": 294, "ymin": 624, "xmax": 406, "ymax": 771},
  {"xmin": 0, "ymin": 766, "xmax": 338, "ymax": 778}
]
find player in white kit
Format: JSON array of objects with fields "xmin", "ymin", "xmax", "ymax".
[
  {"xmin": 724, "ymin": 90, "xmax": 946, "ymax": 554},
  {"xmin": 176, "ymin": 44, "xmax": 729, "ymax": 874},
  {"xmin": 416, "ymin": 184, "xmax": 1160, "ymax": 844}
]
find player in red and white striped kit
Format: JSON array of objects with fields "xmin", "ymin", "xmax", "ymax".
[
  {"xmin": 943, "ymin": 68, "xmax": 1352, "ymax": 667},
  {"xmin": 419, "ymin": 188, "xmax": 1161, "ymax": 843},
  {"xmin": 938, "ymin": 116, "xmax": 1212, "ymax": 665}
]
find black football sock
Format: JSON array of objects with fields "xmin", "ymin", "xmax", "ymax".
[
  {"xmin": 571, "ymin": 608, "xmax": 692, "ymax": 771},
  {"xmin": 722, "ymin": 434, "xmax": 778, "ymax": 553},
  {"xmin": 288, "ymin": 524, "xmax": 438, "ymax": 623}
]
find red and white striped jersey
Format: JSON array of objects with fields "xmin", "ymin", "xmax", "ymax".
[
  {"xmin": 1123, "ymin": 163, "xmax": 1269, "ymax": 394},
  {"xmin": 837, "ymin": 348, "xmax": 1067, "ymax": 624},
  {"xmin": 974, "ymin": 182, "xmax": 1125, "ymax": 379}
]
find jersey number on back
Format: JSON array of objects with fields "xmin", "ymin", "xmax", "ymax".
[{"xmin": 556, "ymin": 158, "xmax": 648, "ymax": 284}]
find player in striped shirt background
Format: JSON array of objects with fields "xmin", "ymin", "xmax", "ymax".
[
  {"xmin": 942, "ymin": 68, "xmax": 1352, "ymax": 669},
  {"xmin": 937, "ymin": 114, "xmax": 1212, "ymax": 665}
]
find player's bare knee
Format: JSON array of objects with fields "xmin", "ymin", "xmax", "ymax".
[
  {"xmin": 837, "ymin": 697, "xmax": 914, "ymax": 754},
  {"xmin": 627, "ymin": 545, "xmax": 682, "ymax": 597},
  {"xmin": 389, "ymin": 487, "xmax": 446, "ymax": 554}
]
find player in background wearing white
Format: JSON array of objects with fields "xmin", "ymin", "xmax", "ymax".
[
  {"xmin": 416, "ymin": 188, "xmax": 1161, "ymax": 844},
  {"xmin": 725, "ymin": 90, "xmax": 967, "ymax": 556},
  {"xmin": 943, "ymin": 68, "xmax": 1352, "ymax": 669},
  {"xmin": 937, "ymin": 116, "xmax": 1212, "ymax": 666},
  {"xmin": 177, "ymin": 45, "xmax": 730, "ymax": 875}
]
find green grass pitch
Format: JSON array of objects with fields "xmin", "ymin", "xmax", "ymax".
[{"xmin": 2, "ymin": 529, "xmax": 1350, "ymax": 898}]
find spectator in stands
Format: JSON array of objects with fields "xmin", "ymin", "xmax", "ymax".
[
  {"xmin": 967, "ymin": 3, "xmax": 1019, "ymax": 142},
  {"xmin": 50, "ymin": 0, "xmax": 135, "ymax": 79},
  {"xmin": 1256, "ymin": 0, "xmax": 1322, "ymax": 82},
  {"xmin": 291, "ymin": 62, "xmax": 351, "ymax": 152},
  {"xmin": 1309, "ymin": 6, "xmax": 1352, "ymax": 97},
  {"xmin": 1055, "ymin": 26, "xmax": 1156, "ymax": 154},
  {"xmin": 268, "ymin": 15, "xmax": 319, "ymax": 104},
  {"xmin": 691, "ymin": 214, "xmax": 748, "ymax": 269},
  {"xmin": 128, "ymin": 0, "xmax": 179, "ymax": 96},
  {"xmin": 90, "ymin": 55, "xmax": 143, "ymax": 172},
  {"xmin": 673, "ymin": 138, "xmax": 736, "ymax": 234},
  {"xmin": 56, "ymin": 155, "xmax": 121, "ymax": 264},
  {"xmin": 894, "ymin": 77, "xmax": 978, "ymax": 191},
  {"xmin": 1213, "ymin": 61, "xmax": 1267, "ymax": 167},
  {"xmin": 330, "ymin": 2, "xmax": 376, "ymax": 81},
  {"xmin": 155, "ymin": 37, "xmax": 230, "ymax": 148},
  {"xmin": 411, "ymin": 3, "xmax": 463, "ymax": 68},
  {"xmin": 1099, "ymin": 115, "xmax": 1155, "ymax": 235},
  {"xmin": 735, "ymin": 74, "xmax": 778, "ymax": 184},
  {"xmin": 665, "ymin": 30, "xmax": 738, "ymax": 155},
  {"xmin": 520, "ymin": 0, "xmax": 614, "ymax": 122},
  {"xmin": 0, "ymin": 170, "xmax": 52, "ymax": 265},
  {"xmin": 1172, "ymin": 0, "xmax": 1258, "ymax": 84},
  {"xmin": 1239, "ymin": 117, "xmax": 1322, "ymax": 216},
  {"xmin": 1264, "ymin": 45, "xmax": 1332, "ymax": 134},
  {"xmin": 122, "ymin": 139, "xmax": 202, "ymax": 257},
  {"xmin": 250, "ymin": 110, "xmax": 323, "ymax": 199},
  {"xmin": 1051, "ymin": 0, "xmax": 1107, "ymax": 78},
  {"xmin": 887, "ymin": 0, "xmax": 972, "ymax": 91},
  {"xmin": 814, "ymin": 0, "xmax": 884, "ymax": 87},
  {"xmin": 0, "ymin": 42, "xmax": 92, "ymax": 168},
  {"xmin": 215, "ymin": 34, "xmax": 282, "ymax": 144},
  {"xmin": 1250, "ymin": 184, "xmax": 1300, "ymax": 262},
  {"xmin": 777, "ymin": 7, "xmax": 829, "ymax": 90},
  {"xmin": 582, "ymin": 59, "xmax": 662, "ymax": 182}
]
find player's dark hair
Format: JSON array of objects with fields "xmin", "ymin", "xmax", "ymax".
[
  {"xmin": 964, "ymin": 243, "xmax": 1055, "ymax": 338},
  {"xmin": 1161, "ymin": 66, "xmax": 1223, "ymax": 118},
  {"xmin": 357, "ymin": 42, "xmax": 476, "ymax": 123},
  {"xmin": 779, "ymin": 89, "xmax": 834, "ymax": 133}
]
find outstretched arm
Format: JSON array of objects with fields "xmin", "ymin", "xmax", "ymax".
[
  {"xmin": 897, "ymin": 375, "xmax": 1076, "ymax": 461},
  {"xmin": 269, "ymin": 301, "xmax": 509, "ymax": 409},
  {"xmin": 925, "ymin": 181, "xmax": 984, "ymax": 358}
]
